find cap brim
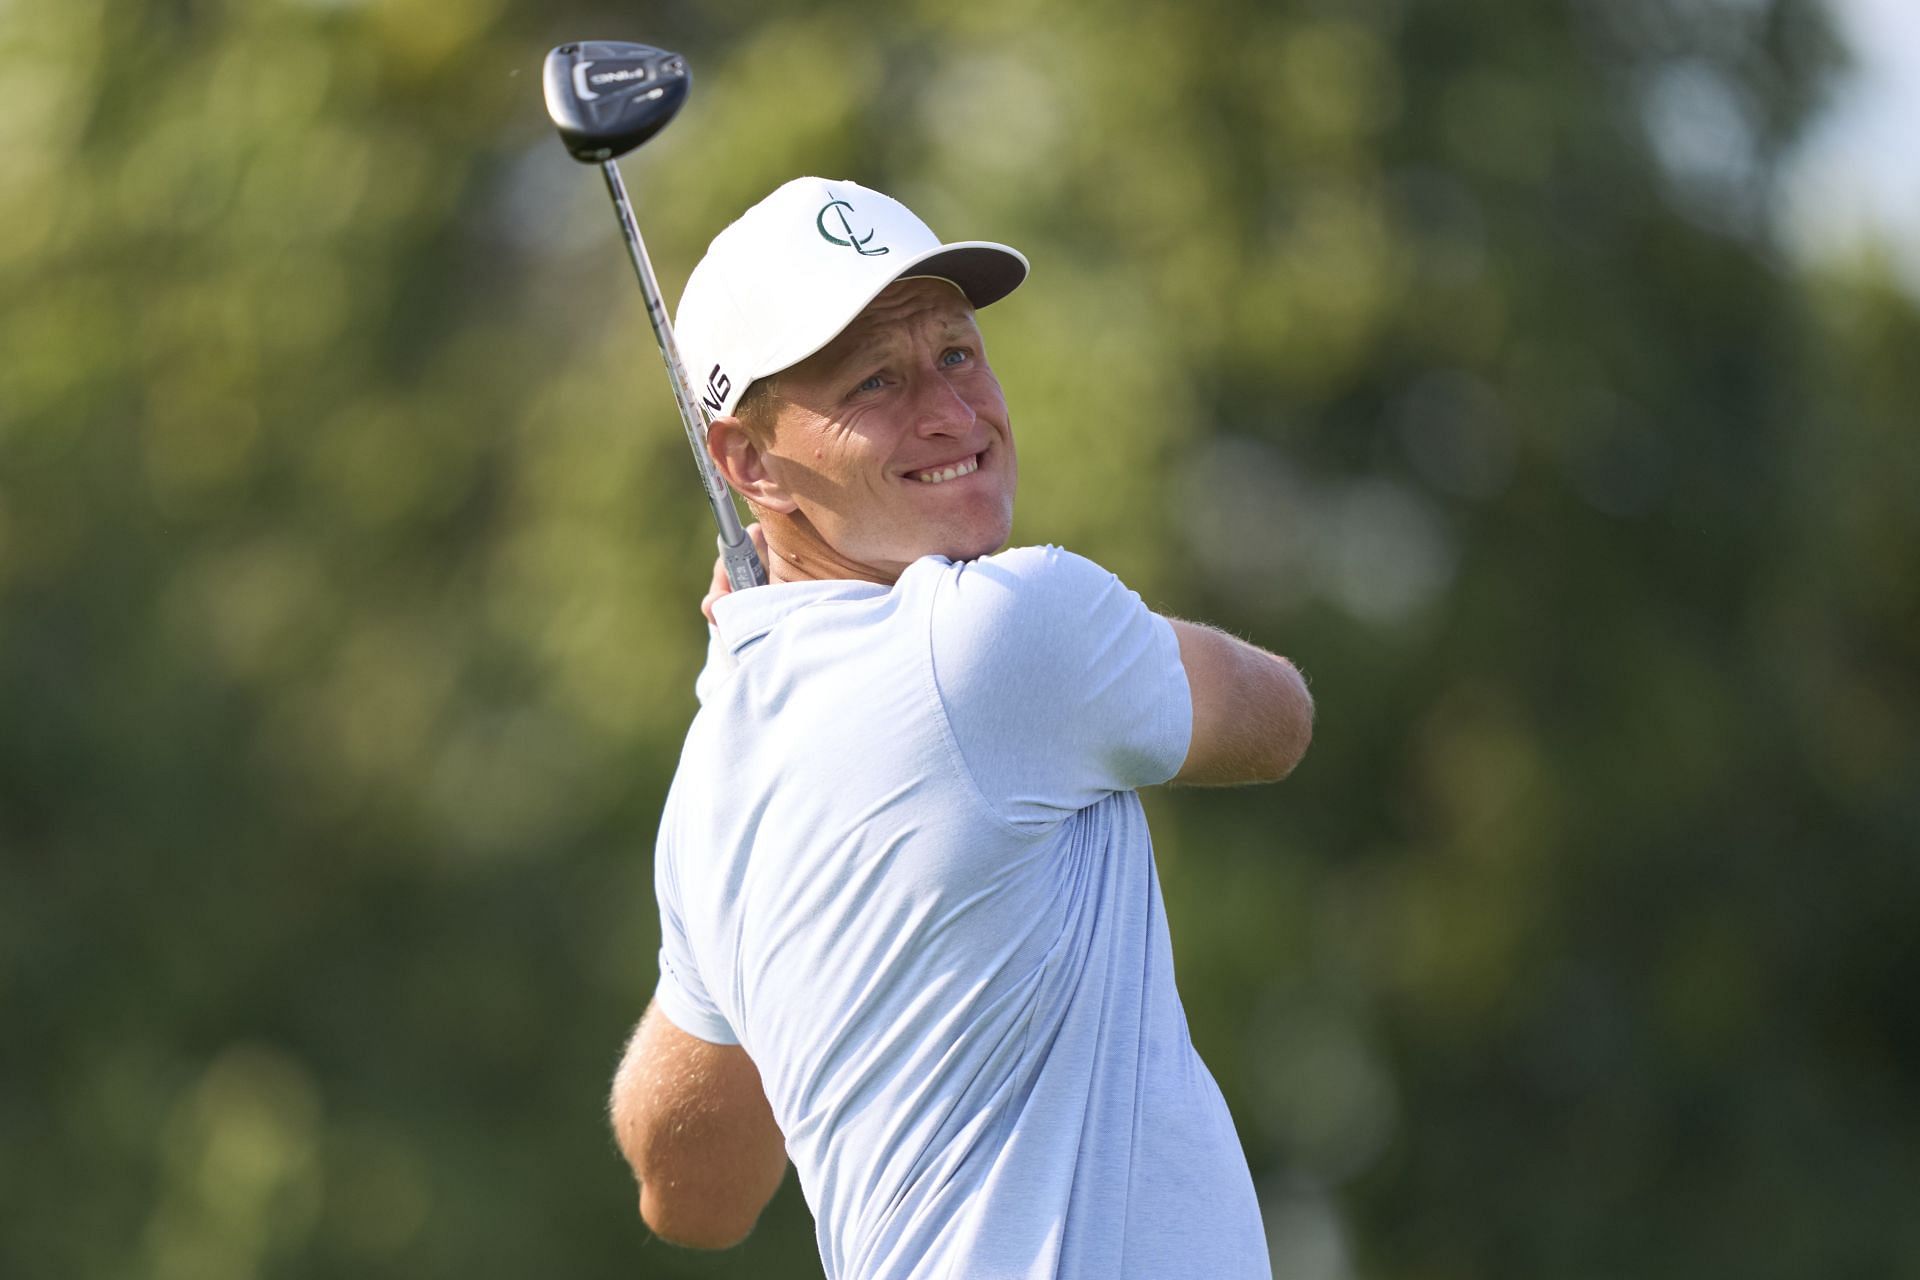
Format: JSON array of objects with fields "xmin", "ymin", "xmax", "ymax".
[
  {"xmin": 898, "ymin": 241, "xmax": 1029, "ymax": 310},
  {"xmin": 753, "ymin": 241, "xmax": 1030, "ymax": 389}
]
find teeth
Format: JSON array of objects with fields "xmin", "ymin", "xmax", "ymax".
[{"xmin": 914, "ymin": 456, "xmax": 979, "ymax": 484}]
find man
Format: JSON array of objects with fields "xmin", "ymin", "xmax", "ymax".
[{"xmin": 609, "ymin": 176, "xmax": 1312, "ymax": 1279}]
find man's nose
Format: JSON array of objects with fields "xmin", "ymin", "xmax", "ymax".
[{"xmin": 909, "ymin": 364, "xmax": 977, "ymax": 436}]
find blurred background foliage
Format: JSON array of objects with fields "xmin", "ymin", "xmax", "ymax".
[{"xmin": 2, "ymin": 0, "xmax": 1915, "ymax": 1276}]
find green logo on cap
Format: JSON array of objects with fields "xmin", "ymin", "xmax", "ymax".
[{"xmin": 816, "ymin": 197, "xmax": 890, "ymax": 257}]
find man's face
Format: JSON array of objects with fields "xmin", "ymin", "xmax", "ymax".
[{"xmin": 755, "ymin": 278, "xmax": 1016, "ymax": 578}]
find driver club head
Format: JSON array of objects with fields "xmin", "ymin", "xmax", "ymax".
[{"xmin": 543, "ymin": 41, "xmax": 690, "ymax": 163}]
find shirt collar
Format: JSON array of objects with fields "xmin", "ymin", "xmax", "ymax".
[{"xmin": 711, "ymin": 577, "xmax": 892, "ymax": 657}]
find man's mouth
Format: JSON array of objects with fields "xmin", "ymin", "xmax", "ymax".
[{"xmin": 909, "ymin": 452, "xmax": 981, "ymax": 485}]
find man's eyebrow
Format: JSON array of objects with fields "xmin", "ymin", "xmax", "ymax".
[
  {"xmin": 828, "ymin": 330, "xmax": 895, "ymax": 377},
  {"xmin": 918, "ymin": 311, "xmax": 983, "ymax": 350},
  {"xmin": 828, "ymin": 310, "xmax": 979, "ymax": 376}
]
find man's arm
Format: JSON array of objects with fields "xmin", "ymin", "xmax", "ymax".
[
  {"xmin": 609, "ymin": 1001, "xmax": 788, "ymax": 1249},
  {"xmin": 1166, "ymin": 619, "xmax": 1313, "ymax": 786}
]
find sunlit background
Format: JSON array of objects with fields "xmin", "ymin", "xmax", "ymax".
[{"xmin": 3, "ymin": 1, "xmax": 1915, "ymax": 1277}]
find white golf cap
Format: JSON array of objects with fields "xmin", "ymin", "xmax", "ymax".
[{"xmin": 675, "ymin": 177, "xmax": 1029, "ymax": 419}]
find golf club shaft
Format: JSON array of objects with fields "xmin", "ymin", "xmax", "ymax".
[{"xmin": 599, "ymin": 159, "xmax": 766, "ymax": 591}]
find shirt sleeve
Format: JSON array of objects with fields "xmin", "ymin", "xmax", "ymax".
[
  {"xmin": 929, "ymin": 545, "xmax": 1193, "ymax": 826},
  {"xmin": 651, "ymin": 815, "xmax": 739, "ymax": 1045}
]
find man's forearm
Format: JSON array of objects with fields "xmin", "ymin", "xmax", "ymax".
[{"xmin": 1167, "ymin": 618, "xmax": 1313, "ymax": 785}]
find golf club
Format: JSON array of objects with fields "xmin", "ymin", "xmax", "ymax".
[{"xmin": 543, "ymin": 40, "xmax": 766, "ymax": 591}]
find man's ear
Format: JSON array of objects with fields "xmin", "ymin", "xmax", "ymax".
[{"xmin": 706, "ymin": 416, "xmax": 798, "ymax": 515}]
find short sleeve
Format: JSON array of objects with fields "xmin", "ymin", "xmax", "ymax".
[
  {"xmin": 929, "ymin": 546, "xmax": 1193, "ymax": 825},
  {"xmin": 651, "ymin": 819, "xmax": 739, "ymax": 1045}
]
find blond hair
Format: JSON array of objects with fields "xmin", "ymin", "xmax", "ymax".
[{"xmin": 733, "ymin": 376, "xmax": 781, "ymax": 446}]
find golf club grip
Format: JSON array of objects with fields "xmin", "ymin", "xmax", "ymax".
[{"xmin": 721, "ymin": 533, "xmax": 767, "ymax": 591}]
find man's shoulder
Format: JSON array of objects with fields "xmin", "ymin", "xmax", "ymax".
[
  {"xmin": 910, "ymin": 544, "xmax": 1118, "ymax": 607},
  {"xmin": 915, "ymin": 545, "xmax": 1151, "ymax": 671}
]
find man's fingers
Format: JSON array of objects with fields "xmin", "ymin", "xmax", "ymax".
[{"xmin": 700, "ymin": 560, "xmax": 729, "ymax": 624}]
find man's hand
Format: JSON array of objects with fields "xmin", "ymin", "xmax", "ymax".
[
  {"xmin": 610, "ymin": 1002, "xmax": 788, "ymax": 1249},
  {"xmin": 1167, "ymin": 619, "xmax": 1313, "ymax": 785},
  {"xmin": 701, "ymin": 523, "xmax": 769, "ymax": 623}
]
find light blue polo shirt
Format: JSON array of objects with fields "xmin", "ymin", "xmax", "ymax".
[{"xmin": 653, "ymin": 545, "xmax": 1269, "ymax": 1279}]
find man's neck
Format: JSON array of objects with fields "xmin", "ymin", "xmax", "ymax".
[{"xmin": 762, "ymin": 516, "xmax": 904, "ymax": 589}]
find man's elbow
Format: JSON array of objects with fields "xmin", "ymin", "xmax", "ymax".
[
  {"xmin": 639, "ymin": 1181, "xmax": 764, "ymax": 1250},
  {"xmin": 1267, "ymin": 660, "xmax": 1314, "ymax": 780}
]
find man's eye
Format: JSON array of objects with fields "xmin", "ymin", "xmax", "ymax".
[
  {"xmin": 855, "ymin": 373, "xmax": 884, "ymax": 393},
  {"xmin": 942, "ymin": 348, "xmax": 969, "ymax": 366}
]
